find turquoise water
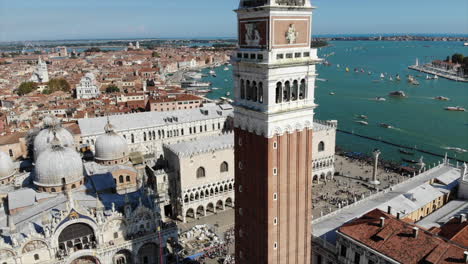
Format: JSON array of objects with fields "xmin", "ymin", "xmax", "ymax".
[{"xmin": 203, "ymin": 41, "xmax": 468, "ymax": 164}]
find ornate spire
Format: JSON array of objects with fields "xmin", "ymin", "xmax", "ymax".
[
  {"xmin": 50, "ymin": 132, "xmax": 64, "ymax": 151},
  {"xmin": 104, "ymin": 115, "xmax": 115, "ymax": 133}
]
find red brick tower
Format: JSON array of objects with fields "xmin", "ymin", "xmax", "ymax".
[{"xmin": 233, "ymin": 0, "xmax": 319, "ymax": 263}]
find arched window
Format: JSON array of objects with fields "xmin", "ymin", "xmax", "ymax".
[
  {"xmin": 143, "ymin": 132, "xmax": 147, "ymax": 141},
  {"xmin": 276, "ymin": 82, "xmax": 282, "ymax": 103},
  {"xmin": 51, "ymin": 188, "xmax": 56, "ymax": 192},
  {"xmin": 126, "ymin": 176, "xmax": 131, "ymax": 182},
  {"xmin": 196, "ymin": 167, "xmax": 206, "ymax": 178},
  {"xmin": 131, "ymin": 134, "xmax": 135, "ymax": 143},
  {"xmin": 299, "ymin": 79, "xmax": 306, "ymax": 99},
  {"xmin": 318, "ymin": 141, "xmax": 325, "ymax": 152},
  {"xmin": 119, "ymin": 175, "xmax": 124, "ymax": 183},
  {"xmin": 284, "ymin": 81, "xmax": 291, "ymax": 102},
  {"xmin": 258, "ymin": 82, "xmax": 263, "ymax": 103},
  {"xmin": 292, "ymin": 80, "xmax": 298, "ymax": 101},
  {"xmin": 240, "ymin": 79, "xmax": 245, "ymax": 99},
  {"xmin": 246, "ymin": 80, "xmax": 251, "ymax": 100},
  {"xmin": 220, "ymin": 162, "xmax": 229, "ymax": 172},
  {"xmin": 252, "ymin": 81, "xmax": 258, "ymax": 102}
]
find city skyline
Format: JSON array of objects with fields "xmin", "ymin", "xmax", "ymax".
[{"xmin": 1, "ymin": 0, "xmax": 467, "ymax": 42}]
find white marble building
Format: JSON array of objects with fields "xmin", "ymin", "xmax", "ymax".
[
  {"xmin": 76, "ymin": 73, "xmax": 100, "ymax": 99},
  {"xmin": 78, "ymin": 103, "xmax": 234, "ymax": 156},
  {"xmin": 29, "ymin": 57, "xmax": 49, "ymax": 83},
  {"xmin": 312, "ymin": 120, "xmax": 337, "ymax": 183}
]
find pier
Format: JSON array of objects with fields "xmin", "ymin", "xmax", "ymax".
[
  {"xmin": 337, "ymin": 129, "xmax": 468, "ymax": 163},
  {"xmin": 409, "ymin": 65, "xmax": 468, "ymax": 82}
]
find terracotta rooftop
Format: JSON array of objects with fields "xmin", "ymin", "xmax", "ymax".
[{"xmin": 338, "ymin": 209, "xmax": 467, "ymax": 264}]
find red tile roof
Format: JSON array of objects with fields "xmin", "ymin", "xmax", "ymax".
[{"xmin": 339, "ymin": 209, "xmax": 467, "ymax": 264}]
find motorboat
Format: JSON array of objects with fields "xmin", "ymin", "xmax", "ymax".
[
  {"xmin": 375, "ymin": 97, "xmax": 386, "ymax": 101},
  {"xmin": 355, "ymin": 120, "xmax": 369, "ymax": 125},
  {"xmin": 329, "ymin": 92, "xmax": 336, "ymax": 95},
  {"xmin": 434, "ymin": 96, "xmax": 450, "ymax": 101},
  {"xmin": 357, "ymin": 115, "xmax": 368, "ymax": 120},
  {"xmin": 389, "ymin": 91, "xmax": 407, "ymax": 97},
  {"xmin": 399, "ymin": 149, "xmax": 415, "ymax": 155},
  {"xmin": 211, "ymin": 87, "xmax": 220, "ymax": 90},
  {"xmin": 223, "ymin": 67, "xmax": 229, "ymax": 71},
  {"xmin": 445, "ymin": 106, "xmax": 466, "ymax": 112},
  {"xmin": 380, "ymin": 123, "xmax": 393, "ymax": 129},
  {"xmin": 209, "ymin": 70, "xmax": 216, "ymax": 75}
]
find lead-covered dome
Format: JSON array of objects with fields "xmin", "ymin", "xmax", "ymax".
[
  {"xmin": 34, "ymin": 138, "xmax": 84, "ymax": 191},
  {"xmin": 0, "ymin": 151, "xmax": 15, "ymax": 181},
  {"xmin": 94, "ymin": 120, "xmax": 129, "ymax": 164},
  {"xmin": 34, "ymin": 117, "xmax": 74, "ymax": 159}
]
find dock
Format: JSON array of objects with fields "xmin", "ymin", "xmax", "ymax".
[{"xmin": 408, "ymin": 65, "xmax": 468, "ymax": 82}]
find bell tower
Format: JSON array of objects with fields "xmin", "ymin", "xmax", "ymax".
[{"xmin": 234, "ymin": 0, "xmax": 319, "ymax": 263}]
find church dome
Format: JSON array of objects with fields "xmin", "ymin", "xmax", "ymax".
[
  {"xmin": 34, "ymin": 138, "xmax": 83, "ymax": 189},
  {"xmin": 34, "ymin": 118, "xmax": 74, "ymax": 159},
  {"xmin": 94, "ymin": 121, "xmax": 129, "ymax": 162},
  {"xmin": 0, "ymin": 151, "xmax": 15, "ymax": 180}
]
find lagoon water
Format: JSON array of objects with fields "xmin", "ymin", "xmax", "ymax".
[{"xmin": 202, "ymin": 41, "xmax": 468, "ymax": 164}]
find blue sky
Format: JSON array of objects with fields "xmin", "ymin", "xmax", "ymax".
[{"xmin": 0, "ymin": 0, "xmax": 467, "ymax": 41}]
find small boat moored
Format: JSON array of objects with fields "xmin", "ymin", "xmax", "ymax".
[
  {"xmin": 355, "ymin": 120, "xmax": 369, "ymax": 126},
  {"xmin": 380, "ymin": 123, "xmax": 393, "ymax": 129},
  {"xmin": 389, "ymin": 91, "xmax": 407, "ymax": 97},
  {"xmin": 445, "ymin": 106, "xmax": 466, "ymax": 112},
  {"xmin": 434, "ymin": 96, "xmax": 450, "ymax": 101}
]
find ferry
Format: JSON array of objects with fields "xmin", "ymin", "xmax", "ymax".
[
  {"xmin": 380, "ymin": 123, "xmax": 393, "ymax": 129},
  {"xmin": 355, "ymin": 121, "xmax": 369, "ymax": 126},
  {"xmin": 445, "ymin": 106, "xmax": 466, "ymax": 112},
  {"xmin": 181, "ymin": 80, "xmax": 211, "ymax": 88},
  {"xmin": 399, "ymin": 149, "xmax": 415, "ymax": 155},
  {"xmin": 434, "ymin": 96, "xmax": 450, "ymax": 101},
  {"xmin": 389, "ymin": 91, "xmax": 407, "ymax": 97}
]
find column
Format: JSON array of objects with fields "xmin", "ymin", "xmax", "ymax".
[{"xmin": 370, "ymin": 149, "xmax": 381, "ymax": 185}]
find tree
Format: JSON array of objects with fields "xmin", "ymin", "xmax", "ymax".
[
  {"xmin": 451, "ymin": 53, "xmax": 464, "ymax": 64},
  {"xmin": 46, "ymin": 78, "xmax": 71, "ymax": 93},
  {"xmin": 105, "ymin": 85, "xmax": 120, "ymax": 93},
  {"xmin": 151, "ymin": 51, "xmax": 160, "ymax": 58},
  {"xmin": 17, "ymin": 82, "xmax": 37, "ymax": 95}
]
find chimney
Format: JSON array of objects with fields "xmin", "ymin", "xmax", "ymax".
[
  {"xmin": 379, "ymin": 217, "xmax": 385, "ymax": 227},
  {"xmin": 387, "ymin": 206, "xmax": 392, "ymax": 215},
  {"xmin": 464, "ymin": 251, "xmax": 468, "ymax": 263},
  {"xmin": 397, "ymin": 212, "xmax": 401, "ymax": 220},
  {"xmin": 413, "ymin": 227, "xmax": 419, "ymax": 238},
  {"xmin": 460, "ymin": 214, "xmax": 467, "ymax": 223}
]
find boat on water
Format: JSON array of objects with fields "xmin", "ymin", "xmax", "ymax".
[
  {"xmin": 380, "ymin": 123, "xmax": 393, "ymax": 128},
  {"xmin": 357, "ymin": 115, "xmax": 368, "ymax": 120},
  {"xmin": 402, "ymin": 158, "xmax": 418, "ymax": 164},
  {"xmin": 211, "ymin": 87, "xmax": 220, "ymax": 90},
  {"xmin": 408, "ymin": 75, "xmax": 419, "ymax": 85},
  {"xmin": 181, "ymin": 80, "xmax": 211, "ymax": 88},
  {"xmin": 209, "ymin": 70, "xmax": 215, "ymax": 74},
  {"xmin": 444, "ymin": 147, "xmax": 468, "ymax": 153},
  {"xmin": 389, "ymin": 76, "xmax": 393, "ymax": 81},
  {"xmin": 226, "ymin": 92, "xmax": 231, "ymax": 96},
  {"xmin": 389, "ymin": 91, "xmax": 407, "ymax": 97},
  {"xmin": 368, "ymin": 71, "xmax": 372, "ymax": 75},
  {"xmin": 337, "ymin": 64, "xmax": 340, "ymax": 68},
  {"xmin": 434, "ymin": 75, "xmax": 439, "ymax": 80},
  {"xmin": 380, "ymin": 73, "xmax": 385, "ymax": 78},
  {"xmin": 434, "ymin": 96, "xmax": 450, "ymax": 101},
  {"xmin": 329, "ymin": 92, "xmax": 335, "ymax": 95},
  {"xmin": 223, "ymin": 67, "xmax": 229, "ymax": 71},
  {"xmin": 375, "ymin": 97, "xmax": 386, "ymax": 101},
  {"xmin": 399, "ymin": 149, "xmax": 415, "ymax": 155},
  {"xmin": 396, "ymin": 74, "xmax": 401, "ymax": 81},
  {"xmin": 317, "ymin": 78, "xmax": 328, "ymax": 82},
  {"xmin": 445, "ymin": 106, "xmax": 466, "ymax": 112},
  {"xmin": 355, "ymin": 121, "xmax": 369, "ymax": 125},
  {"xmin": 185, "ymin": 72, "xmax": 203, "ymax": 80},
  {"xmin": 346, "ymin": 67, "xmax": 350, "ymax": 72},
  {"xmin": 464, "ymin": 42, "xmax": 468, "ymax": 46}
]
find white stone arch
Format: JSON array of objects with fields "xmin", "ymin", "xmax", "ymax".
[
  {"xmin": 0, "ymin": 248, "xmax": 16, "ymax": 262},
  {"xmin": 326, "ymin": 171, "xmax": 333, "ymax": 180},
  {"xmin": 51, "ymin": 218, "xmax": 99, "ymax": 248},
  {"xmin": 320, "ymin": 173, "xmax": 326, "ymax": 180},
  {"xmin": 185, "ymin": 208, "xmax": 195, "ymax": 219},
  {"xmin": 216, "ymin": 200, "xmax": 225, "ymax": 211},
  {"xmin": 21, "ymin": 238, "xmax": 50, "ymax": 254},
  {"xmin": 206, "ymin": 202, "xmax": 215, "ymax": 214},
  {"xmin": 64, "ymin": 250, "xmax": 102, "ymax": 264}
]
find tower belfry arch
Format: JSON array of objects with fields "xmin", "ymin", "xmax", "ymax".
[{"xmin": 233, "ymin": 0, "xmax": 319, "ymax": 263}]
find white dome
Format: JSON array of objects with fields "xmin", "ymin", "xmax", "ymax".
[
  {"xmin": 34, "ymin": 127, "xmax": 74, "ymax": 159},
  {"xmin": 34, "ymin": 144, "xmax": 83, "ymax": 187},
  {"xmin": 95, "ymin": 123, "xmax": 129, "ymax": 161},
  {"xmin": 0, "ymin": 151, "xmax": 15, "ymax": 180}
]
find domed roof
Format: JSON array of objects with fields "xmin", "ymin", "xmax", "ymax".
[
  {"xmin": 34, "ymin": 139, "xmax": 83, "ymax": 187},
  {"xmin": 94, "ymin": 120, "xmax": 129, "ymax": 161},
  {"xmin": 0, "ymin": 151, "xmax": 15, "ymax": 180},
  {"xmin": 34, "ymin": 117, "xmax": 74, "ymax": 159}
]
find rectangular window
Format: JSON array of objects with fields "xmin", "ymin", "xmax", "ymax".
[
  {"xmin": 257, "ymin": 54, "xmax": 263, "ymax": 60},
  {"xmin": 243, "ymin": 53, "xmax": 249, "ymax": 59},
  {"xmin": 286, "ymin": 53, "xmax": 293, "ymax": 59},
  {"xmin": 340, "ymin": 245, "xmax": 347, "ymax": 257},
  {"xmin": 304, "ymin": 52, "xmax": 310, "ymax": 57},
  {"xmin": 317, "ymin": 255, "xmax": 322, "ymax": 264},
  {"xmin": 295, "ymin": 52, "xmax": 301, "ymax": 58},
  {"xmin": 250, "ymin": 53, "xmax": 256, "ymax": 59},
  {"xmin": 277, "ymin": 54, "xmax": 284, "ymax": 60},
  {"xmin": 354, "ymin": 252, "xmax": 360, "ymax": 264},
  {"xmin": 237, "ymin": 53, "xmax": 242, "ymax": 58}
]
